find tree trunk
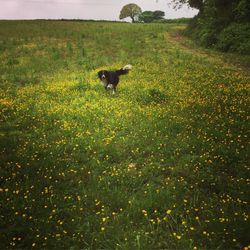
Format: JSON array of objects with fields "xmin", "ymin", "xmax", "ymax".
[{"xmin": 131, "ymin": 16, "xmax": 135, "ymax": 23}]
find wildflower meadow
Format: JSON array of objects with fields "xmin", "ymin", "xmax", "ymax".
[{"xmin": 0, "ymin": 21, "xmax": 249, "ymax": 249}]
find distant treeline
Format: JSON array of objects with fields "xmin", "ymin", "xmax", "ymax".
[
  {"xmin": 2, "ymin": 18, "xmax": 190, "ymax": 24},
  {"xmin": 1, "ymin": 19, "xmax": 127, "ymax": 23},
  {"xmin": 58, "ymin": 18, "xmax": 191, "ymax": 24},
  {"xmin": 44, "ymin": 19, "xmax": 128, "ymax": 23},
  {"xmin": 153, "ymin": 18, "xmax": 192, "ymax": 24}
]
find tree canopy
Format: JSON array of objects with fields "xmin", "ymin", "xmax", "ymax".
[
  {"xmin": 171, "ymin": 0, "xmax": 203, "ymax": 11},
  {"xmin": 171, "ymin": 0, "xmax": 250, "ymax": 17},
  {"xmin": 119, "ymin": 3, "xmax": 142, "ymax": 23}
]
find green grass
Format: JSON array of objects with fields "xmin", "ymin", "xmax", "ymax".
[{"xmin": 0, "ymin": 20, "xmax": 249, "ymax": 249}]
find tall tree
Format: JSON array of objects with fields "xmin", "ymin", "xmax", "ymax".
[{"xmin": 119, "ymin": 3, "xmax": 142, "ymax": 23}]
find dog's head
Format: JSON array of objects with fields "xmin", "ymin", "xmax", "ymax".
[{"xmin": 98, "ymin": 70, "xmax": 109, "ymax": 81}]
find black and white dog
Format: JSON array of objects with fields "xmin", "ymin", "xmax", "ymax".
[{"xmin": 98, "ymin": 64, "xmax": 132, "ymax": 94}]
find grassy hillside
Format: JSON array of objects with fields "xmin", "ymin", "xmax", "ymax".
[{"xmin": 0, "ymin": 21, "xmax": 249, "ymax": 249}]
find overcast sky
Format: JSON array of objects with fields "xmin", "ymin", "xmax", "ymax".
[{"xmin": 0, "ymin": 0, "xmax": 198, "ymax": 20}]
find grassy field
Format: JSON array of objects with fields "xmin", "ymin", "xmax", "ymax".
[{"xmin": 0, "ymin": 21, "xmax": 249, "ymax": 249}]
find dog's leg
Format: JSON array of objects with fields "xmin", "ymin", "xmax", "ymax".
[{"xmin": 112, "ymin": 87, "xmax": 116, "ymax": 95}]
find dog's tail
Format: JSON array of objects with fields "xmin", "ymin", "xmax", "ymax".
[{"xmin": 116, "ymin": 64, "xmax": 132, "ymax": 76}]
